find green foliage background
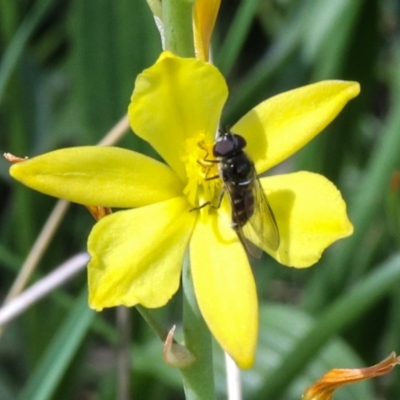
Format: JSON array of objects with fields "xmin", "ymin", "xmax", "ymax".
[{"xmin": 1, "ymin": 0, "xmax": 400, "ymax": 399}]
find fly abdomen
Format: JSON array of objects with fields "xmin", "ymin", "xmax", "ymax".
[{"xmin": 230, "ymin": 182, "xmax": 255, "ymax": 228}]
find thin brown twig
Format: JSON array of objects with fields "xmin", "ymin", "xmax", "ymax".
[
  {"xmin": 4, "ymin": 199, "xmax": 70, "ymax": 304},
  {"xmin": 117, "ymin": 306, "xmax": 132, "ymax": 400},
  {"xmin": 0, "ymin": 252, "xmax": 89, "ymax": 325},
  {"xmin": 98, "ymin": 114, "xmax": 130, "ymax": 146}
]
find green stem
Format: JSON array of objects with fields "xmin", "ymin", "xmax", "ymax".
[
  {"xmin": 159, "ymin": 3, "xmax": 213, "ymax": 397},
  {"xmin": 146, "ymin": 0, "xmax": 162, "ymax": 19},
  {"xmin": 181, "ymin": 256, "xmax": 216, "ymax": 400},
  {"xmin": 136, "ymin": 305, "xmax": 170, "ymax": 341},
  {"xmin": 162, "ymin": 0, "xmax": 195, "ymax": 57}
]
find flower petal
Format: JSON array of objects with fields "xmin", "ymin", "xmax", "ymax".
[
  {"xmin": 88, "ymin": 196, "xmax": 196, "ymax": 310},
  {"xmin": 10, "ymin": 147, "xmax": 183, "ymax": 207},
  {"xmin": 193, "ymin": 0, "xmax": 221, "ymax": 61},
  {"xmin": 128, "ymin": 52, "xmax": 228, "ymax": 181},
  {"xmin": 261, "ymin": 172, "xmax": 353, "ymax": 267},
  {"xmin": 232, "ymin": 81, "xmax": 360, "ymax": 173},
  {"xmin": 190, "ymin": 213, "xmax": 258, "ymax": 369}
]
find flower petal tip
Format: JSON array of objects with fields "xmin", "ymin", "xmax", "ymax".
[
  {"xmin": 235, "ymin": 353, "xmax": 255, "ymax": 370},
  {"xmin": 332, "ymin": 80, "xmax": 361, "ymax": 98},
  {"xmin": 345, "ymin": 80, "xmax": 361, "ymax": 97}
]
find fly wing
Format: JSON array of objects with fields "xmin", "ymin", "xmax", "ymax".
[
  {"xmin": 240, "ymin": 170, "xmax": 280, "ymax": 257},
  {"xmin": 223, "ymin": 180, "xmax": 264, "ymax": 259},
  {"xmin": 235, "ymin": 224, "xmax": 264, "ymax": 259}
]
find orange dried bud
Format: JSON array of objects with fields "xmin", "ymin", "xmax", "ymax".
[
  {"xmin": 86, "ymin": 205, "xmax": 112, "ymax": 221},
  {"xmin": 163, "ymin": 325, "xmax": 195, "ymax": 369},
  {"xmin": 390, "ymin": 171, "xmax": 400, "ymax": 192},
  {"xmin": 3, "ymin": 153, "xmax": 28, "ymax": 164},
  {"xmin": 303, "ymin": 352, "xmax": 400, "ymax": 400}
]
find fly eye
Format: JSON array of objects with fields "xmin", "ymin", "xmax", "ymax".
[
  {"xmin": 213, "ymin": 132, "xmax": 247, "ymax": 156},
  {"xmin": 213, "ymin": 139, "xmax": 235, "ymax": 156},
  {"xmin": 233, "ymin": 134, "xmax": 246, "ymax": 149}
]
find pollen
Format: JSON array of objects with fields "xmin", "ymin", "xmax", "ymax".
[{"xmin": 181, "ymin": 132, "xmax": 221, "ymax": 208}]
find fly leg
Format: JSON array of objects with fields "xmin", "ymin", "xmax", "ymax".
[
  {"xmin": 190, "ymin": 188, "xmax": 225, "ymax": 212},
  {"xmin": 190, "ymin": 145, "xmax": 223, "ymax": 211}
]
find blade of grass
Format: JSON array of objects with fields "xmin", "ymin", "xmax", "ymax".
[
  {"xmin": 0, "ymin": 0, "xmax": 54, "ymax": 105},
  {"xmin": 0, "ymin": 1, "xmax": 18, "ymax": 48},
  {"xmin": 215, "ymin": 0, "xmax": 261, "ymax": 76},
  {"xmin": 223, "ymin": 1, "xmax": 307, "ymax": 123},
  {"xmin": 18, "ymin": 288, "xmax": 94, "ymax": 400},
  {"xmin": 304, "ymin": 0, "xmax": 365, "ymax": 78}
]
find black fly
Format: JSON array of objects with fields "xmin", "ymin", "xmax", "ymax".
[{"xmin": 210, "ymin": 130, "xmax": 280, "ymax": 258}]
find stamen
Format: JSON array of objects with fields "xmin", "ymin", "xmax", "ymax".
[{"xmin": 181, "ymin": 132, "xmax": 221, "ymax": 209}]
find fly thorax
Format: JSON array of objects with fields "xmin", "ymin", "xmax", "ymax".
[{"xmin": 222, "ymin": 153, "xmax": 253, "ymax": 181}]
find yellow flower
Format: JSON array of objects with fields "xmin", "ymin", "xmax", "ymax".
[{"xmin": 9, "ymin": 52, "xmax": 359, "ymax": 368}]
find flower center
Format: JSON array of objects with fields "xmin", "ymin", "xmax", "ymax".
[{"xmin": 182, "ymin": 132, "xmax": 222, "ymax": 209}]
